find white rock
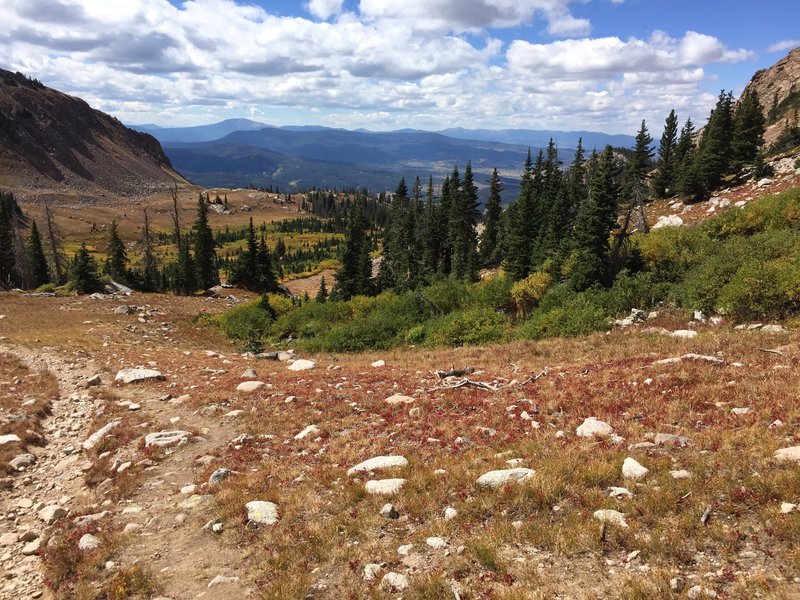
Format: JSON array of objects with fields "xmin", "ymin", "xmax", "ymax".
[
  {"xmin": 82, "ymin": 420, "xmax": 122, "ymax": 450},
  {"xmin": 688, "ymin": 585, "xmax": 717, "ymax": 599},
  {"xmin": 144, "ymin": 430, "xmax": 190, "ymax": 447},
  {"xmin": 774, "ymin": 446, "xmax": 800, "ymax": 462},
  {"xmin": 608, "ymin": 487, "xmax": 633, "ymax": 498},
  {"xmin": 731, "ymin": 407, "xmax": 750, "ymax": 415},
  {"xmin": 347, "ymin": 455, "xmax": 408, "ymax": 476},
  {"xmin": 380, "ymin": 572, "xmax": 409, "ymax": 592},
  {"xmin": 576, "ymin": 417, "xmax": 613, "ymax": 438},
  {"xmin": 180, "ymin": 484, "xmax": 197, "ymax": 495},
  {"xmin": 114, "ymin": 368, "xmax": 165, "ymax": 384},
  {"xmin": 363, "ymin": 563, "xmax": 382, "ymax": 581},
  {"xmin": 294, "ymin": 424, "xmax": 320, "ymax": 440},
  {"xmin": 0, "ymin": 533, "xmax": 18, "ymax": 546},
  {"xmin": 38, "ymin": 505, "xmax": 67, "ymax": 525},
  {"xmin": 476, "ymin": 468, "xmax": 534, "ymax": 489},
  {"xmin": 236, "ymin": 380, "xmax": 265, "ymax": 393},
  {"xmin": 240, "ymin": 368, "xmax": 258, "ymax": 379},
  {"xmin": 593, "ymin": 509, "xmax": 628, "ymax": 528},
  {"xmin": 246, "ymin": 500, "xmax": 278, "ymax": 525},
  {"xmin": 652, "ymin": 215, "xmax": 684, "ymax": 229},
  {"xmin": 385, "ymin": 393, "xmax": 415, "ymax": 405},
  {"xmin": 288, "ymin": 359, "xmax": 316, "ymax": 371},
  {"xmin": 670, "ymin": 329, "xmax": 698, "ymax": 339},
  {"xmin": 208, "ymin": 575, "xmax": 240, "ymax": 588},
  {"xmin": 780, "ymin": 502, "xmax": 797, "ymax": 514},
  {"xmin": 670, "ymin": 470, "xmax": 692, "ymax": 480},
  {"xmin": 444, "ymin": 507, "xmax": 458, "ymax": 520},
  {"xmin": 365, "ymin": 478, "xmax": 406, "ymax": 495},
  {"xmin": 380, "ymin": 503, "xmax": 399, "ymax": 519},
  {"xmin": 622, "ymin": 457, "xmax": 649, "ymax": 480},
  {"xmin": 426, "ymin": 536, "xmax": 447, "ymax": 549},
  {"xmin": 78, "ymin": 534, "xmax": 100, "ymax": 551},
  {"xmin": 397, "ymin": 544, "xmax": 414, "ymax": 556},
  {"xmin": 0, "ymin": 434, "xmax": 21, "ymax": 445},
  {"xmin": 757, "ymin": 177, "xmax": 773, "ymax": 188},
  {"xmin": 371, "ymin": 360, "xmax": 386, "ymax": 367}
]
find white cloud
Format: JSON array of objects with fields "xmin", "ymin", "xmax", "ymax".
[
  {"xmin": 768, "ymin": 39, "xmax": 799, "ymax": 53},
  {"xmin": 0, "ymin": 0, "xmax": 757, "ymax": 134}
]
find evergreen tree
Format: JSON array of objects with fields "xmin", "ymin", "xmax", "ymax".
[
  {"xmin": 141, "ymin": 209, "xmax": 160, "ymax": 292},
  {"xmin": 105, "ymin": 220, "xmax": 128, "ymax": 282},
  {"xmin": 70, "ymin": 242, "xmax": 102, "ymax": 294},
  {"xmin": 653, "ymin": 110, "xmax": 678, "ymax": 198},
  {"xmin": 694, "ymin": 90, "xmax": 735, "ymax": 195},
  {"xmin": 505, "ymin": 150, "xmax": 536, "ymax": 280},
  {"xmin": 566, "ymin": 138, "xmax": 587, "ymax": 221},
  {"xmin": 27, "ymin": 220, "xmax": 50, "ymax": 288},
  {"xmin": 570, "ymin": 145, "xmax": 619, "ymax": 291},
  {"xmin": 331, "ymin": 200, "xmax": 372, "ymax": 300},
  {"xmin": 0, "ymin": 197, "xmax": 16, "ymax": 288},
  {"xmin": 255, "ymin": 233, "xmax": 278, "ymax": 293},
  {"xmin": 315, "ymin": 275, "xmax": 328, "ymax": 303},
  {"xmin": 194, "ymin": 193, "xmax": 218, "ymax": 289},
  {"xmin": 731, "ymin": 90, "xmax": 766, "ymax": 169},
  {"xmin": 422, "ymin": 176, "xmax": 441, "ymax": 275},
  {"xmin": 675, "ymin": 118, "xmax": 700, "ymax": 198},
  {"xmin": 479, "ymin": 168, "xmax": 502, "ymax": 263},
  {"xmin": 376, "ymin": 178, "xmax": 408, "ymax": 290},
  {"xmin": 450, "ymin": 162, "xmax": 480, "ymax": 281},
  {"xmin": 230, "ymin": 217, "xmax": 259, "ymax": 290}
]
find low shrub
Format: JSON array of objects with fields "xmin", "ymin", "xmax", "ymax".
[{"xmin": 425, "ymin": 306, "xmax": 508, "ymax": 347}]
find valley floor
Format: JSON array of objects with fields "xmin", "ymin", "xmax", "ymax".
[{"xmin": 1, "ymin": 291, "xmax": 800, "ymax": 599}]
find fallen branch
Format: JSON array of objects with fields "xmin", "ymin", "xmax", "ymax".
[
  {"xmin": 434, "ymin": 366, "xmax": 476, "ymax": 379},
  {"xmin": 757, "ymin": 348, "xmax": 785, "ymax": 356},
  {"xmin": 427, "ymin": 377, "xmax": 505, "ymax": 392},
  {"xmin": 519, "ymin": 367, "xmax": 550, "ymax": 386}
]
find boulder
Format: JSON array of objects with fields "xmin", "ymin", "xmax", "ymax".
[
  {"xmin": 246, "ymin": 500, "xmax": 278, "ymax": 525},
  {"xmin": 622, "ymin": 457, "xmax": 649, "ymax": 479},
  {"xmin": 385, "ymin": 394, "xmax": 415, "ymax": 405},
  {"xmin": 144, "ymin": 430, "xmax": 190, "ymax": 448},
  {"xmin": 115, "ymin": 368, "xmax": 165, "ymax": 384},
  {"xmin": 9, "ymin": 453, "xmax": 35, "ymax": 470},
  {"xmin": 78, "ymin": 534, "xmax": 100, "ymax": 551},
  {"xmin": 476, "ymin": 468, "xmax": 534, "ymax": 489},
  {"xmin": 208, "ymin": 468, "xmax": 234, "ymax": 485},
  {"xmin": 774, "ymin": 446, "xmax": 800, "ymax": 462},
  {"xmin": 347, "ymin": 455, "xmax": 409, "ymax": 476},
  {"xmin": 294, "ymin": 424, "xmax": 320, "ymax": 440},
  {"xmin": 0, "ymin": 434, "xmax": 21, "ymax": 445},
  {"xmin": 654, "ymin": 433, "xmax": 690, "ymax": 447},
  {"xmin": 593, "ymin": 509, "xmax": 628, "ymax": 528},
  {"xmin": 380, "ymin": 572, "xmax": 409, "ymax": 592},
  {"xmin": 380, "ymin": 503, "xmax": 399, "ymax": 519},
  {"xmin": 236, "ymin": 380, "xmax": 265, "ymax": 393},
  {"xmin": 576, "ymin": 417, "xmax": 613, "ymax": 438},
  {"xmin": 652, "ymin": 215, "xmax": 684, "ymax": 229},
  {"xmin": 287, "ymin": 359, "xmax": 316, "ymax": 371},
  {"xmin": 38, "ymin": 505, "xmax": 68, "ymax": 525}
]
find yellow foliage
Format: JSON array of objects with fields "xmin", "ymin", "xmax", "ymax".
[{"xmin": 511, "ymin": 271, "xmax": 553, "ymax": 316}]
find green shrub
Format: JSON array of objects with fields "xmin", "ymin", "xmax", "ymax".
[
  {"xmin": 470, "ymin": 273, "xmax": 514, "ymax": 312},
  {"xmin": 511, "ymin": 271, "xmax": 553, "ymax": 316},
  {"xmin": 425, "ymin": 307, "xmax": 508, "ymax": 347},
  {"xmin": 215, "ymin": 300, "xmax": 275, "ymax": 351},
  {"xmin": 517, "ymin": 287, "xmax": 608, "ymax": 340},
  {"xmin": 717, "ymin": 259, "xmax": 800, "ymax": 320},
  {"xmin": 419, "ymin": 279, "xmax": 470, "ymax": 314},
  {"xmin": 34, "ymin": 283, "xmax": 56, "ymax": 294}
]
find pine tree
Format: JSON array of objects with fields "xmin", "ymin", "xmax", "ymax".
[
  {"xmin": 450, "ymin": 162, "xmax": 480, "ymax": 281},
  {"xmin": 315, "ymin": 275, "xmax": 328, "ymax": 303},
  {"xmin": 70, "ymin": 242, "xmax": 102, "ymax": 294},
  {"xmin": 169, "ymin": 185, "xmax": 196, "ymax": 295},
  {"xmin": 422, "ymin": 176, "xmax": 441, "ymax": 275},
  {"xmin": 505, "ymin": 150, "xmax": 536, "ymax": 280},
  {"xmin": 105, "ymin": 220, "xmax": 128, "ymax": 282},
  {"xmin": 694, "ymin": 90, "xmax": 735, "ymax": 195},
  {"xmin": 480, "ymin": 168, "xmax": 502, "ymax": 264},
  {"xmin": 27, "ymin": 220, "xmax": 50, "ymax": 288},
  {"xmin": 194, "ymin": 193, "xmax": 218, "ymax": 289},
  {"xmin": 653, "ymin": 110, "xmax": 678, "ymax": 198},
  {"xmin": 43, "ymin": 202, "xmax": 65, "ymax": 284},
  {"xmin": 376, "ymin": 178, "xmax": 408, "ymax": 290},
  {"xmin": 141, "ymin": 209, "xmax": 159, "ymax": 292},
  {"xmin": 674, "ymin": 118, "xmax": 700, "ymax": 198},
  {"xmin": 731, "ymin": 90, "xmax": 766, "ymax": 169},
  {"xmin": 255, "ymin": 233, "xmax": 278, "ymax": 293},
  {"xmin": 570, "ymin": 145, "xmax": 619, "ymax": 291},
  {"xmin": 0, "ymin": 196, "xmax": 16, "ymax": 288},
  {"xmin": 331, "ymin": 199, "xmax": 372, "ymax": 300}
]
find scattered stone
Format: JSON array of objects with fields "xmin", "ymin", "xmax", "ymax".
[
  {"xmin": 114, "ymin": 368, "xmax": 165, "ymax": 384},
  {"xmin": 208, "ymin": 575, "xmax": 240, "ymax": 588},
  {"xmin": 670, "ymin": 578, "xmax": 684, "ymax": 592},
  {"xmin": 687, "ymin": 585, "xmax": 717, "ymax": 599},
  {"xmin": 576, "ymin": 417, "xmax": 613, "ymax": 438},
  {"xmin": 0, "ymin": 433, "xmax": 21, "ymax": 445},
  {"xmin": 757, "ymin": 177, "xmax": 773, "ymax": 188},
  {"xmin": 38, "ymin": 505, "xmax": 67, "ymax": 525},
  {"xmin": 78, "ymin": 534, "xmax": 100, "ymax": 551},
  {"xmin": 608, "ymin": 487, "xmax": 633, "ymax": 499},
  {"xmin": 10, "ymin": 453, "xmax": 36, "ymax": 470},
  {"xmin": 365, "ymin": 478, "xmax": 406, "ymax": 495},
  {"xmin": 0, "ymin": 533, "xmax": 17, "ymax": 546},
  {"xmin": 409, "ymin": 407, "xmax": 422, "ymax": 418},
  {"xmin": 774, "ymin": 446, "xmax": 800, "ymax": 462},
  {"xmin": 246, "ymin": 500, "xmax": 279, "ymax": 525},
  {"xmin": 670, "ymin": 470, "xmax": 692, "ymax": 480},
  {"xmin": 731, "ymin": 407, "xmax": 750, "ymax": 415},
  {"xmin": 652, "ymin": 214, "xmax": 684, "ymax": 229},
  {"xmin": 347, "ymin": 455, "xmax": 409, "ymax": 476},
  {"xmin": 240, "ymin": 368, "xmax": 258, "ymax": 379},
  {"xmin": 593, "ymin": 509, "xmax": 628, "ymax": 528},
  {"xmin": 654, "ymin": 433, "xmax": 690, "ymax": 447},
  {"xmin": 128, "ymin": 403, "xmax": 140, "ymax": 411},
  {"xmin": 622, "ymin": 457, "xmax": 649, "ymax": 480},
  {"xmin": 180, "ymin": 484, "xmax": 196, "ymax": 495},
  {"xmin": 397, "ymin": 544, "xmax": 414, "ymax": 556},
  {"xmin": 124, "ymin": 523, "xmax": 142, "ymax": 533},
  {"xmin": 380, "ymin": 503, "xmax": 399, "ymax": 519},
  {"xmin": 371, "ymin": 360, "xmax": 386, "ymax": 367},
  {"xmin": 426, "ymin": 536, "xmax": 447, "ymax": 549},
  {"xmin": 781, "ymin": 502, "xmax": 797, "ymax": 514},
  {"xmin": 760, "ymin": 324, "xmax": 787, "ymax": 334},
  {"xmin": 670, "ymin": 329, "xmax": 698, "ymax": 339},
  {"xmin": 236, "ymin": 380, "xmax": 265, "ymax": 393},
  {"xmin": 178, "ymin": 495, "xmax": 211, "ymax": 509},
  {"xmin": 380, "ymin": 572, "xmax": 409, "ymax": 592},
  {"xmin": 294, "ymin": 424, "xmax": 320, "ymax": 440},
  {"xmin": 82, "ymin": 420, "xmax": 121, "ymax": 450},
  {"xmin": 85, "ymin": 374, "xmax": 102, "ymax": 387},
  {"xmin": 144, "ymin": 430, "xmax": 190, "ymax": 447},
  {"xmin": 209, "ymin": 468, "xmax": 234, "ymax": 485},
  {"xmin": 444, "ymin": 507, "xmax": 458, "ymax": 520},
  {"xmin": 73, "ymin": 512, "xmax": 110, "ymax": 527},
  {"xmin": 21, "ymin": 538, "xmax": 41, "ymax": 555},
  {"xmin": 287, "ymin": 359, "xmax": 316, "ymax": 371},
  {"xmin": 385, "ymin": 393, "xmax": 415, "ymax": 405},
  {"xmin": 363, "ymin": 563, "xmax": 382, "ymax": 581},
  {"xmin": 476, "ymin": 468, "xmax": 534, "ymax": 489}
]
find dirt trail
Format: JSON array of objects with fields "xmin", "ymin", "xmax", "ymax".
[{"xmin": 0, "ymin": 302, "xmax": 261, "ymax": 599}]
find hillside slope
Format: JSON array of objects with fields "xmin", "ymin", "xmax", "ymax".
[
  {"xmin": 0, "ymin": 69, "xmax": 185, "ymax": 199},
  {"xmin": 742, "ymin": 46, "xmax": 800, "ymax": 146}
]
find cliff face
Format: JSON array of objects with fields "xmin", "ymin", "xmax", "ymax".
[
  {"xmin": 0, "ymin": 69, "xmax": 185, "ymax": 198},
  {"xmin": 741, "ymin": 46, "xmax": 800, "ymax": 146}
]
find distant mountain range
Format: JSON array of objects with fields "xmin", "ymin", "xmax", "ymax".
[{"xmin": 131, "ymin": 119, "xmax": 635, "ymax": 198}]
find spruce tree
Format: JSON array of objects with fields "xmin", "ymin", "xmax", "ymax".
[
  {"xmin": 230, "ymin": 218, "xmax": 259, "ymax": 290},
  {"xmin": 422, "ymin": 176, "xmax": 441, "ymax": 275},
  {"xmin": 694, "ymin": 90, "xmax": 735, "ymax": 195},
  {"xmin": 255, "ymin": 233, "xmax": 278, "ymax": 293},
  {"xmin": 315, "ymin": 275, "xmax": 328, "ymax": 303},
  {"xmin": 505, "ymin": 150, "xmax": 536, "ymax": 280},
  {"xmin": 194, "ymin": 193, "xmax": 218, "ymax": 289},
  {"xmin": 675, "ymin": 118, "xmax": 700, "ymax": 198},
  {"xmin": 105, "ymin": 220, "xmax": 128, "ymax": 283},
  {"xmin": 479, "ymin": 168, "xmax": 502, "ymax": 264},
  {"xmin": 331, "ymin": 199, "xmax": 372, "ymax": 300},
  {"xmin": 450, "ymin": 162, "xmax": 480, "ymax": 281},
  {"xmin": 653, "ymin": 110, "xmax": 678, "ymax": 198},
  {"xmin": 570, "ymin": 145, "xmax": 619, "ymax": 291},
  {"xmin": 71, "ymin": 243, "xmax": 102, "ymax": 294},
  {"xmin": 27, "ymin": 220, "xmax": 50, "ymax": 288},
  {"xmin": 0, "ymin": 197, "xmax": 16, "ymax": 288},
  {"xmin": 731, "ymin": 90, "xmax": 766, "ymax": 169},
  {"xmin": 141, "ymin": 209, "xmax": 159, "ymax": 292}
]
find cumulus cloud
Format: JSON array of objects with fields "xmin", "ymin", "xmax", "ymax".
[
  {"xmin": 768, "ymin": 39, "xmax": 799, "ymax": 53},
  {"xmin": 0, "ymin": 0, "xmax": 757, "ymax": 134}
]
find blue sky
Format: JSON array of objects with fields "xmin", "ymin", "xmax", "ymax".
[{"xmin": 1, "ymin": 0, "xmax": 797, "ymax": 134}]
